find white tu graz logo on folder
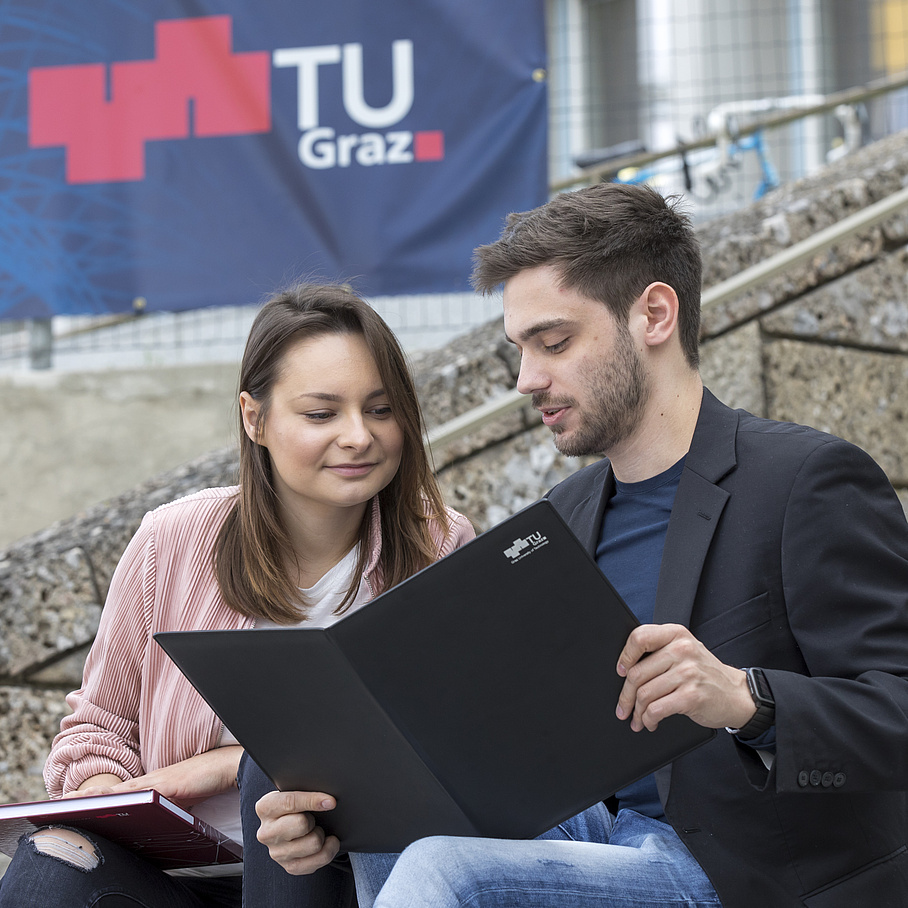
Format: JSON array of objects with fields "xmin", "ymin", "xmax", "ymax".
[{"xmin": 503, "ymin": 531, "xmax": 549, "ymax": 563}]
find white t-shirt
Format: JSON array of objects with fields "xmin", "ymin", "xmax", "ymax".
[{"xmin": 175, "ymin": 547, "xmax": 369, "ymax": 876}]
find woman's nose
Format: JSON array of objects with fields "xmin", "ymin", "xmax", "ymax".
[{"xmin": 338, "ymin": 416, "xmax": 372, "ymax": 450}]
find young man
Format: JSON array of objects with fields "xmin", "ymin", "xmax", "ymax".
[
  {"xmin": 355, "ymin": 184, "xmax": 908, "ymax": 907},
  {"xmin": 257, "ymin": 184, "xmax": 908, "ymax": 907}
]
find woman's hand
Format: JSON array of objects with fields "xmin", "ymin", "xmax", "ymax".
[
  {"xmin": 63, "ymin": 773, "xmax": 126, "ymax": 798},
  {"xmin": 98, "ymin": 746, "xmax": 245, "ymax": 808}
]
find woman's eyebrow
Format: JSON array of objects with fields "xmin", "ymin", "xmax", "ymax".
[{"xmin": 295, "ymin": 388, "xmax": 387, "ymax": 402}]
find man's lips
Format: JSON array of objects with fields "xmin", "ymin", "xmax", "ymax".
[{"xmin": 539, "ymin": 406, "xmax": 569, "ymax": 427}]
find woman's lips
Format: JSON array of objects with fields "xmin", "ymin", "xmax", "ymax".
[{"xmin": 327, "ymin": 463, "xmax": 376, "ymax": 477}]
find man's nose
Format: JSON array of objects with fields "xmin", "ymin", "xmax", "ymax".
[{"xmin": 516, "ymin": 355, "xmax": 550, "ymax": 396}]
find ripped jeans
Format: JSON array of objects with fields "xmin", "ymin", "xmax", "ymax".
[{"xmin": 0, "ymin": 826, "xmax": 242, "ymax": 907}]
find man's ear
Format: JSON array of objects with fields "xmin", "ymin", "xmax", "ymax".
[
  {"xmin": 239, "ymin": 391, "xmax": 263, "ymax": 444},
  {"xmin": 638, "ymin": 282, "xmax": 679, "ymax": 349}
]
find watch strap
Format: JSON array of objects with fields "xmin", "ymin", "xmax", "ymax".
[{"xmin": 726, "ymin": 667, "xmax": 775, "ymax": 739}]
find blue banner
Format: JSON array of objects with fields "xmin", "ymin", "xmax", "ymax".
[{"xmin": 0, "ymin": 0, "xmax": 547, "ymax": 318}]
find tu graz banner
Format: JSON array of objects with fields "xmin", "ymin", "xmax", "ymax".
[{"xmin": 0, "ymin": 0, "xmax": 547, "ymax": 318}]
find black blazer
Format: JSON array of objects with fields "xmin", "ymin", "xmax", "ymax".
[{"xmin": 547, "ymin": 389, "xmax": 908, "ymax": 908}]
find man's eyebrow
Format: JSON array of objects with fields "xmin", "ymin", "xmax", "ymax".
[{"xmin": 505, "ymin": 318, "xmax": 574, "ymax": 345}]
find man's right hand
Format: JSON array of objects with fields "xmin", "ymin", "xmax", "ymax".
[{"xmin": 255, "ymin": 789, "xmax": 340, "ymax": 875}]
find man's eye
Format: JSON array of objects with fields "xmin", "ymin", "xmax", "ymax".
[{"xmin": 545, "ymin": 339, "xmax": 568, "ymax": 353}]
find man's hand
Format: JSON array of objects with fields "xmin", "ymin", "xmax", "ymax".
[
  {"xmin": 255, "ymin": 790, "xmax": 340, "ymax": 875},
  {"xmin": 615, "ymin": 623, "xmax": 756, "ymax": 732}
]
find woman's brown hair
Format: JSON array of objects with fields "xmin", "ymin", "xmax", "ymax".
[{"xmin": 214, "ymin": 283, "xmax": 449, "ymax": 623}]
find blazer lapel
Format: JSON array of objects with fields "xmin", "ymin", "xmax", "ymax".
[
  {"xmin": 655, "ymin": 390, "xmax": 739, "ymax": 806},
  {"xmin": 653, "ymin": 390, "xmax": 738, "ymax": 628}
]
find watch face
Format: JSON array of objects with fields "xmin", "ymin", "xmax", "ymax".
[{"xmin": 748, "ymin": 668, "xmax": 774, "ymax": 706}]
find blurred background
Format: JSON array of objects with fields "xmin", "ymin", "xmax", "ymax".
[{"xmin": 3, "ymin": 0, "xmax": 908, "ymax": 372}]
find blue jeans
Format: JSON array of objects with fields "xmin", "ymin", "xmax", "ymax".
[
  {"xmin": 351, "ymin": 806, "xmax": 722, "ymax": 908},
  {"xmin": 0, "ymin": 827, "xmax": 241, "ymax": 907},
  {"xmin": 237, "ymin": 751, "xmax": 356, "ymax": 908}
]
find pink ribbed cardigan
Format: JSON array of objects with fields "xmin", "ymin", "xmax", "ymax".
[{"xmin": 44, "ymin": 486, "xmax": 474, "ymax": 796}]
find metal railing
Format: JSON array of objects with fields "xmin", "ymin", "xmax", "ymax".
[
  {"xmin": 552, "ymin": 70, "xmax": 908, "ymax": 192},
  {"xmin": 425, "ymin": 182, "xmax": 908, "ymax": 453}
]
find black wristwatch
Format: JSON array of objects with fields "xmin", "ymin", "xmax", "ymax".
[{"xmin": 726, "ymin": 667, "xmax": 775, "ymax": 740}]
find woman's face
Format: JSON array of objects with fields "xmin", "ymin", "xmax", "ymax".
[{"xmin": 241, "ymin": 332, "xmax": 404, "ymax": 521}]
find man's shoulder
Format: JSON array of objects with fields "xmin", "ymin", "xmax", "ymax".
[
  {"xmin": 700, "ymin": 389, "xmax": 859, "ymax": 460},
  {"xmin": 733, "ymin": 407, "xmax": 858, "ymax": 461},
  {"xmin": 698, "ymin": 393, "xmax": 885, "ymax": 493}
]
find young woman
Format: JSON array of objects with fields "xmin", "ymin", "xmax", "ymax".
[{"xmin": 0, "ymin": 283, "xmax": 474, "ymax": 908}]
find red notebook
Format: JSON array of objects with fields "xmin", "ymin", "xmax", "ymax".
[{"xmin": 0, "ymin": 789, "xmax": 242, "ymax": 870}]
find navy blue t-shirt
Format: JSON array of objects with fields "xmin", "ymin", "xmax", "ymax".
[{"xmin": 595, "ymin": 457, "xmax": 685, "ymax": 821}]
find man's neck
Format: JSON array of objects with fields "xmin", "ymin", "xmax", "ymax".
[{"xmin": 608, "ymin": 373, "xmax": 703, "ymax": 483}]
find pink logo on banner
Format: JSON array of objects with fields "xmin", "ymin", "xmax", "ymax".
[{"xmin": 28, "ymin": 16, "xmax": 271, "ymax": 183}]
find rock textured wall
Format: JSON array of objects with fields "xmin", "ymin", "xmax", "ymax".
[{"xmin": 2, "ymin": 130, "xmax": 908, "ymax": 807}]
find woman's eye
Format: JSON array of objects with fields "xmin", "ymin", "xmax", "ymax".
[
  {"xmin": 304, "ymin": 411, "xmax": 333, "ymax": 421},
  {"xmin": 369, "ymin": 406, "xmax": 393, "ymax": 418}
]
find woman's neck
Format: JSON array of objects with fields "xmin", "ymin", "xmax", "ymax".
[{"xmin": 280, "ymin": 498, "xmax": 369, "ymax": 588}]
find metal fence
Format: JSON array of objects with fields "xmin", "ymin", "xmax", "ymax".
[
  {"xmin": 5, "ymin": 0, "xmax": 908, "ymax": 370},
  {"xmin": 0, "ymin": 292, "xmax": 502, "ymax": 370},
  {"xmin": 549, "ymin": 0, "xmax": 908, "ymax": 212}
]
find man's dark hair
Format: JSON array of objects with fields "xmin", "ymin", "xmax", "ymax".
[{"xmin": 472, "ymin": 183, "xmax": 702, "ymax": 368}]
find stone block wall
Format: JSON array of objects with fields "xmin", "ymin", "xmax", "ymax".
[
  {"xmin": 0, "ymin": 449, "xmax": 240, "ymax": 805},
  {"xmin": 1, "ymin": 130, "xmax": 908, "ymax": 808}
]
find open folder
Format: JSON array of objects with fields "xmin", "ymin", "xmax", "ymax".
[{"xmin": 156, "ymin": 499, "xmax": 713, "ymax": 853}]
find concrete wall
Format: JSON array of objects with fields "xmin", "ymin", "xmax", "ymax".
[
  {"xmin": 0, "ymin": 364, "xmax": 240, "ymax": 550},
  {"xmin": 1, "ymin": 129, "xmax": 908, "ymax": 812}
]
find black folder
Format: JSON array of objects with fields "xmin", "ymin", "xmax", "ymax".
[{"xmin": 156, "ymin": 499, "xmax": 713, "ymax": 853}]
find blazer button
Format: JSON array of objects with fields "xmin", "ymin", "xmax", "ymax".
[
  {"xmin": 821, "ymin": 772, "xmax": 834, "ymax": 788},
  {"xmin": 833, "ymin": 772, "xmax": 846, "ymax": 788},
  {"xmin": 809, "ymin": 770, "xmax": 822, "ymax": 787},
  {"xmin": 798, "ymin": 771, "xmax": 809, "ymax": 787}
]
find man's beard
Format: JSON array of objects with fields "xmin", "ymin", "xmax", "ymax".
[{"xmin": 535, "ymin": 326, "xmax": 649, "ymax": 457}]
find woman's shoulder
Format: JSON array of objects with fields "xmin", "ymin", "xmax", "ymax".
[
  {"xmin": 441, "ymin": 504, "xmax": 472, "ymax": 530},
  {"xmin": 433, "ymin": 503, "xmax": 476, "ymax": 554},
  {"xmin": 151, "ymin": 485, "xmax": 239, "ymax": 515},
  {"xmin": 143, "ymin": 486, "xmax": 240, "ymax": 536}
]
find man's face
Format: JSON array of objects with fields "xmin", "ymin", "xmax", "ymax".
[{"xmin": 503, "ymin": 264, "xmax": 649, "ymax": 457}]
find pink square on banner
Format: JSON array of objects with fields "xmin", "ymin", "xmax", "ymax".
[{"xmin": 414, "ymin": 130, "xmax": 445, "ymax": 161}]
